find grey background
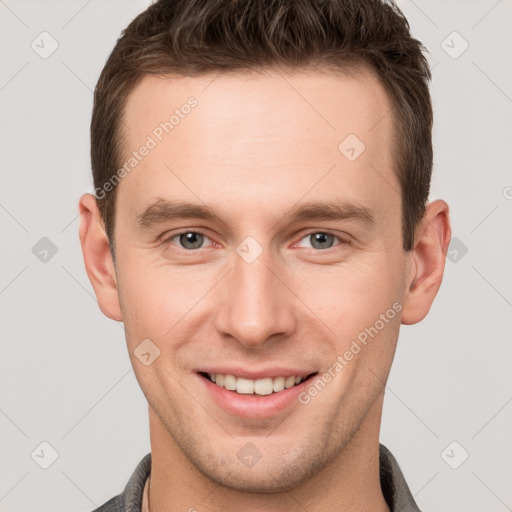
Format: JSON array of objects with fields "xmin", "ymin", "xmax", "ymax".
[{"xmin": 1, "ymin": 1, "xmax": 511, "ymax": 511}]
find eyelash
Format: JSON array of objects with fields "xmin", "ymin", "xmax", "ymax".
[{"xmin": 162, "ymin": 230, "xmax": 346, "ymax": 252}]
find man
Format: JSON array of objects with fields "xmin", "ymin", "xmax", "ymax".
[{"xmin": 79, "ymin": 0, "xmax": 451, "ymax": 510}]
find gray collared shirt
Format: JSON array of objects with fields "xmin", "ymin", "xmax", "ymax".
[{"xmin": 92, "ymin": 444, "xmax": 421, "ymax": 511}]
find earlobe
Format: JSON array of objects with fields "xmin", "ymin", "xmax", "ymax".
[
  {"xmin": 401, "ymin": 200, "xmax": 451, "ymax": 325},
  {"xmin": 78, "ymin": 193, "xmax": 123, "ymax": 322}
]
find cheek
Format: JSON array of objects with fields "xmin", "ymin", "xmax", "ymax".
[
  {"xmin": 115, "ymin": 254, "xmax": 219, "ymax": 350},
  {"xmin": 116, "ymin": 261, "xmax": 173, "ymax": 341},
  {"xmin": 290, "ymin": 254, "xmax": 406, "ymax": 388},
  {"xmin": 295, "ymin": 254, "xmax": 405, "ymax": 331}
]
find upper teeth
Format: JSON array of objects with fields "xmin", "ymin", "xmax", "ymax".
[{"xmin": 209, "ymin": 373, "xmax": 306, "ymax": 396}]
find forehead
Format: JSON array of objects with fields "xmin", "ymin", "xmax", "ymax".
[{"xmin": 119, "ymin": 67, "xmax": 398, "ymax": 221}]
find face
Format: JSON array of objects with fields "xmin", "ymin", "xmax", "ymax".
[{"xmin": 110, "ymin": 68, "xmax": 411, "ymax": 491}]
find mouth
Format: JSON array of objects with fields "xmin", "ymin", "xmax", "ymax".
[
  {"xmin": 195, "ymin": 368, "xmax": 321, "ymax": 418},
  {"xmin": 198, "ymin": 371, "xmax": 318, "ymax": 397}
]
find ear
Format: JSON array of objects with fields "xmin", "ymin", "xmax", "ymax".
[
  {"xmin": 78, "ymin": 193, "xmax": 123, "ymax": 321},
  {"xmin": 401, "ymin": 200, "xmax": 451, "ymax": 325}
]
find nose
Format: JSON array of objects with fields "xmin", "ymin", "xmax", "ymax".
[{"xmin": 214, "ymin": 244, "xmax": 298, "ymax": 349}]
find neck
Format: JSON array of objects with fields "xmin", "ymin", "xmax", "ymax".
[{"xmin": 147, "ymin": 398, "xmax": 389, "ymax": 512}]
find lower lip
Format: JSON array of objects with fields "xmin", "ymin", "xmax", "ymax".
[{"xmin": 196, "ymin": 373, "xmax": 318, "ymax": 419}]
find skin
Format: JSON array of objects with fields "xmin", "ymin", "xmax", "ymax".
[{"xmin": 79, "ymin": 67, "xmax": 451, "ymax": 512}]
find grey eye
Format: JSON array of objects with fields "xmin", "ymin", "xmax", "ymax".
[
  {"xmin": 309, "ymin": 232, "xmax": 336, "ymax": 250},
  {"xmin": 178, "ymin": 232, "xmax": 205, "ymax": 250}
]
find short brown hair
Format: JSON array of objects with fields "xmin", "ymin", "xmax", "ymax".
[{"xmin": 91, "ymin": 0, "xmax": 432, "ymax": 256}]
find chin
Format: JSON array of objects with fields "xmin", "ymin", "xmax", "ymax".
[
  {"xmin": 195, "ymin": 459, "xmax": 315, "ymax": 494},
  {"xmin": 180, "ymin": 432, "xmax": 338, "ymax": 495}
]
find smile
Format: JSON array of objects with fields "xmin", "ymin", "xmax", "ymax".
[{"xmin": 199, "ymin": 371, "xmax": 318, "ymax": 396}]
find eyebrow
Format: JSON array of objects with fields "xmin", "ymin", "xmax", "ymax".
[{"xmin": 135, "ymin": 198, "xmax": 376, "ymax": 230}]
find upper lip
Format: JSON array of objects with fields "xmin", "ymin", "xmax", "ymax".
[{"xmin": 196, "ymin": 367, "xmax": 317, "ymax": 380}]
